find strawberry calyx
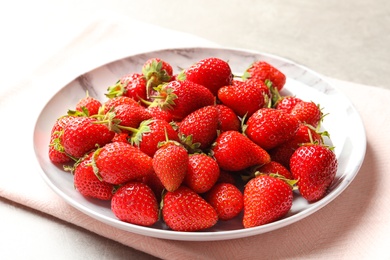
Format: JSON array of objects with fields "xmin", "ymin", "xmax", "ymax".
[
  {"xmin": 129, "ymin": 119, "xmax": 153, "ymax": 147},
  {"xmin": 91, "ymin": 108, "xmax": 122, "ymax": 133},
  {"xmin": 149, "ymin": 84, "xmax": 177, "ymax": 111},
  {"xmin": 91, "ymin": 147, "xmax": 103, "ymax": 181},
  {"xmin": 142, "ymin": 59, "xmax": 172, "ymax": 99},
  {"xmin": 68, "ymin": 104, "xmax": 91, "ymax": 117},
  {"xmin": 105, "ymin": 80, "xmax": 126, "ymax": 98},
  {"xmin": 178, "ymin": 133, "xmax": 202, "ymax": 154},
  {"xmin": 50, "ymin": 130, "xmax": 78, "ymax": 162},
  {"xmin": 265, "ymin": 79, "xmax": 281, "ymax": 108},
  {"xmin": 251, "ymin": 172, "xmax": 298, "ymax": 190}
]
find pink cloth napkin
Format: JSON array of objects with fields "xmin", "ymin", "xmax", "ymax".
[{"xmin": 1, "ymin": 14, "xmax": 389, "ymax": 259}]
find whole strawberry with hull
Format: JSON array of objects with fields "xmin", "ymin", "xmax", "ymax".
[
  {"xmin": 105, "ymin": 73, "xmax": 147, "ymax": 103},
  {"xmin": 152, "ymin": 141, "xmax": 188, "ymax": 192},
  {"xmin": 178, "ymin": 105, "xmax": 219, "ymax": 151},
  {"xmin": 211, "ymin": 130, "xmax": 270, "ymax": 172},
  {"xmin": 111, "ymin": 182, "xmax": 159, "ymax": 227},
  {"xmin": 183, "ymin": 57, "xmax": 233, "ymax": 96},
  {"xmin": 162, "ymin": 185, "xmax": 218, "ymax": 231},
  {"xmin": 152, "ymin": 80, "xmax": 215, "ymax": 121},
  {"xmin": 244, "ymin": 108, "xmax": 300, "ymax": 150},
  {"xmin": 243, "ymin": 174, "xmax": 293, "ymax": 228},
  {"xmin": 62, "ymin": 116, "xmax": 115, "ymax": 159},
  {"xmin": 218, "ymin": 79, "xmax": 270, "ymax": 118},
  {"xmin": 73, "ymin": 152, "xmax": 114, "ymax": 200},
  {"xmin": 92, "ymin": 142, "xmax": 153, "ymax": 185},
  {"xmin": 290, "ymin": 144, "xmax": 338, "ymax": 203},
  {"xmin": 242, "ymin": 60, "xmax": 286, "ymax": 91}
]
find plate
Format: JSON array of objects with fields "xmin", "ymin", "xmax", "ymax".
[{"xmin": 33, "ymin": 47, "xmax": 366, "ymax": 241}]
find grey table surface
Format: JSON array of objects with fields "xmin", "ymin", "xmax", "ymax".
[{"xmin": 0, "ymin": 0, "xmax": 389, "ymax": 259}]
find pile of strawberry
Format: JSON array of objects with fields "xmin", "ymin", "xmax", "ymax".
[{"xmin": 48, "ymin": 56, "xmax": 338, "ymax": 231}]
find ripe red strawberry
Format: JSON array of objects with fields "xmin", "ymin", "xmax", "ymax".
[
  {"xmin": 275, "ymin": 96, "xmax": 303, "ymax": 113},
  {"xmin": 48, "ymin": 116, "xmax": 75, "ymax": 163},
  {"xmin": 92, "ymin": 142, "xmax": 153, "ymax": 185},
  {"xmin": 142, "ymin": 58, "xmax": 173, "ymax": 98},
  {"xmin": 183, "ymin": 57, "xmax": 233, "ymax": 96},
  {"xmin": 211, "ymin": 130, "xmax": 271, "ymax": 171},
  {"xmin": 269, "ymin": 124, "xmax": 324, "ymax": 169},
  {"xmin": 245, "ymin": 108, "xmax": 300, "ymax": 150},
  {"xmin": 242, "ymin": 61, "xmax": 286, "ymax": 91},
  {"xmin": 256, "ymin": 161, "xmax": 293, "ymax": 179},
  {"xmin": 110, "ymin": 103, "xmax": 152, "ymax": 132},
  {"xmin": 62, "ymin": 116, "xmax": 115, "ymax": 159},
  {"xmin": 215, "ymin": 104, "xmax": 241, "ymax": 132},
  {"xmin": 218, "ymin": 79, "xmax": 270, "ymax": 118},
  {"xmin": 130, "ymin": 119, "xmax": 179, "ymax": 157},
  {"xmin": 74, "ymin": 91, "xmax": 102, "ymax": 116},
  {"xmin": 290, "ymin": 144, "xmax": 338, "ymax": 202},
  {"xmin": 111, "ymin": 182, "xmax": 159, "ymax": 226},
  {"xmin": 243, "ymin": 174, "xmax": 293, "ymax": 228},
  {"xmin": 153, "ymin": 80, "xmax": 215, "ymax": 121},
  {"xmin": 111, "ymin": 132, "xmax": 130, "ymax": 143},
  {"xmin": 73, "ymin": 152, "xmax": 114, "ymax": 200},
  {"xmin": 106, "ymin": 73, "xmax": 147, "ymax": 102},
  {"xmin": 205, "ymin": 183, "xmax": 243, "ymax": 221},
  {"xmin": 103, "ymin": 96, "xmax": 140, "ymax": 113},
  {"xmin": 152, "ymin": 142, "xmax": 188, "ymax": 192},
  {"xmin": 178, "ymin": 105, "xmax": 218, "ymax": 150},
  {"xmin": 290, "ymin": 101, "xmax": 323, "ymax": 127},
  {"xmin": 184, "ymin": 153, "xmax": 220, "ymax": 193},
  {"xmin": 146, "ymin": 105, "xmax": 173, "ymax": 122},
  {"xmin": 162, "ymin": 185, "xmax": 218, "ymax": 231}
]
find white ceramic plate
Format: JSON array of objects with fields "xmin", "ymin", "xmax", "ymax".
[{"xmin": 33, "ymin": 47, "xmax": 366, "ymax": 241}]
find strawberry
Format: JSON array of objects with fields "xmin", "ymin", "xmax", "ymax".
[
  {"xmin": 275, "ymin": 96, "xmax": 303, "ymax": 113},
  {"xmin": 205, "ymin": 183, "xmax": 243, "ymax": 221},
  {"xmin": 73, "ymin": 91, "xmax": 102, "ymax": 116},
  {"xmin": 111, "ymin": 132, "xmax": 130, "ymax": 143},
  {"xmin": 152, "ymin": 141, "xmax": 188, "ymax": 192},
  {"xmin": 106, "ymin": 73, "xmax": 147, "ymax": 102},
  {"xmin": 152, "ymin": 80, "xmax": 215, "ymax": 121},
  {"xmin": 269, "ymin": 124, "xmax": 324, "ymax": 169},
  {"xmin": 178, "ymin": 105, "xmax": 219, "ymax": 150},
  {"xmin": 243, "ymin": 174, "xmax": 293, "ymax": 228},
  {"xmin": 244, "ymin": 108, "xmax": 300, "ymax": 150},
  {"xmin": 109, "ymin": 103, "xmax": 152, "ymax": 132},
  {"xmin": 215, "ymin": 104, "xmax": 241, "ymax": 132},
  {"xmin": 103, "ymin": 96, "xmax": 140, "ymax": 113},
  {"xmin": 142, "ymin": 58, "xmax": 173, "ymax": 98},
  {"xmin": 129, "ymin": 119, "xmax": 179, "ymax": 157},
  {"xmin": 256, "ymin": 161, "xmax": 293, "ymax": 179},
  {"xmin": 73, "ymin": 152, "xmax": 114, "ymax": 200},
  {"xmin": 182, "ymin": 57, "xmax": 233, "ymax": 96},
  {"xmin": 290, "ymin": 101, "xmax": 323, "ymax": 128},
  {"xmin": 111, "ymin": 182, "xmax": 159, "ymax": 227},
  {"xmin": 211, "ymin": 130, "xmax": 270, "ymax": 171},
  {"xmin": 92, "ymin": 142, "xmax": 153, "ymax": 185},
  {"xmin": 48, "ymin": 116, "xmax": 75, "ymax": 163},
  {"xmin": 62, "ymin": 116, "xmax": 114, "ymax": 159},
  {"xmin": 162, "ymin": 185, "xmax": 218, "ymax": 231},
  {"xmin": 218, "ymin": 79, "xmax": 270, "ymax": 118},
  {"xmin": 146, "ymin": 105, "xmax": 173, "ymax": 122},
  {"xmin": 242, "ymin": 61, "xmax": 286, "ymax": 91},
  {"xmin": 289, "ymin": 144, "xmax": 338, "ymax": 202},
  {"xmin": 184, "ymin": 153, "xmax": 220, "ymax": 194}
]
